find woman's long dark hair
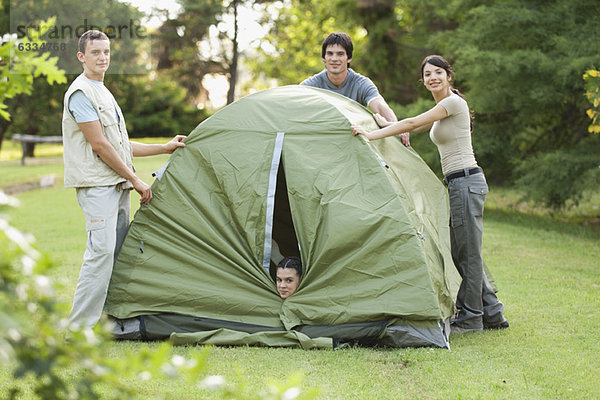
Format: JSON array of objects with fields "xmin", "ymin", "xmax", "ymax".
[{"xmin": 420, "ymin": 55, "xmax": 474, "ymax": 131}]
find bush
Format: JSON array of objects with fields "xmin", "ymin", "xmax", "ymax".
[
  {"xmin": 106, "ymin": 75, "xmax": 208, "ymax": 139},
  {"xmin": 515, "ymin": 138, "xmax": 600, "ymax": 209}
]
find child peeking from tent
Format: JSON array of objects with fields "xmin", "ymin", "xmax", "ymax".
[{"xmin": 276, "ymin": 256, "xmax": 302, "ymax": 299}]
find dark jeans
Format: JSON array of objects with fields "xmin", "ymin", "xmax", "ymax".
[{"xmin": 447, "ymin": 169, "xmax": 504, "ymax": 329}]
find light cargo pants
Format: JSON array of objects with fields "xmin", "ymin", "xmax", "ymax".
[
  {"xmin": 447, "ymin": 170, "xmax": 504, "ymax": 329},
  {"xmin": 68, "ymin": 185, "xmax": 130, "ymax": 329}
]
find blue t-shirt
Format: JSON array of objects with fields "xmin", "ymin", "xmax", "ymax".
[
  {"xmin": 68, "ymin": 77, "xmax": 120, "ymax": 124},
  {"xmin": 300, "ymin": 68, "xmax": 381, "ymax": 107}
]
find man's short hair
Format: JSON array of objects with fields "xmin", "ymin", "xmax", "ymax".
[
  {"xmin": 78, "ymin": 30, "xmax": 109, "ymax": 54},
  {"xmin": 321, "ymin": 32, "xmax": 353, "ymax": 61}
]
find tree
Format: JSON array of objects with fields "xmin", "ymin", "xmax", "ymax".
[
  {"xmin": 427, "ymin": 0, "xmax": 600, "ymax": 176},
  {"xmin": 106, "ymin": 74, "xmax": 204, "ymax": 138},
  {"xmin": 0, "ymin": 0, "xmax": 147, "ymax": 154},
  {"xmin": 226, "ymin": 0, "xmax": 240, "ymax": 105},
  {"xmin": 423, "ymin": 0, "xmax": 600, "ymax": 207},
  {"xmin": 155, "ymin": 0, "xmax": 274, "ymax": 107},
  {"xmin": 8, "ymin": 0, "xmax": 149, "ymax": 75},
  {"xmin": 247, "ymin": 0, "xmax": 455, "ymax": 105},
  {"xmin": 0, "ymin": 9, "xmax": 66, "ymax": 152},
  {"xmin": 1, "ymin": 0, "xmax": 207, "ymax": 156},
  {"xmin": 154, "ymin": 0, "xmax": 225, "ymax": 107},
  {"xmin": 334, "ymin": 0, "xmax": 441, "ymax": 104},
  {"xmin": 248, "ymin": 0, "xmax": 359, "ymax": 86}
]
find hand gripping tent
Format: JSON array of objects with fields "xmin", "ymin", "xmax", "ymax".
[{"xmin": 105, "ymin": 85, "xmax": 461, "ymax": 349}]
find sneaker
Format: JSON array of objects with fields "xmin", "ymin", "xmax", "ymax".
[
  {"xmin": 484, "ymin": 319, "xmax": 509, "ymax": 330},
  {"xmin": 449, "ymin": 312, "xmax": 458, "ymax": 324},
  {"xmin": 450, "ymin": 323, "xmax": 482, "ymax": 335}
]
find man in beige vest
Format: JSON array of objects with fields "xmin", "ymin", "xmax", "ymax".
[{"xmin": 62, "ymin": 30, "xmax": 186, "ymax": 331}]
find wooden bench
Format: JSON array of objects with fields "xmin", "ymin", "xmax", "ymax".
[{"xmin": 11, "ymin": 134, "xmax": 63, "ymax": 165}]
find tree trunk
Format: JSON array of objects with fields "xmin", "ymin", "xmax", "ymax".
[
  {"xmin": 24, "ymin": 126, "xmax": 37, "ymax": 157},
  {"xmin": 226, "ymin": 0, "xmax": 239, "ymax": 105},
  {"xmin": 0, "ymin": 118, "xmax": 12, "ymax": 156},
  {"xmin": 24, "ymin": 142, "xmax": 35, "ymax": 157}
]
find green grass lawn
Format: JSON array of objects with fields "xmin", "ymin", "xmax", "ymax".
[{"xmin": 1, "ymin": 145, "xmax": 599, "ymax": 399}]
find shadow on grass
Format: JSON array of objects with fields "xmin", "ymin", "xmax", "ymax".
[{"xmin": 485, "ymin": 206, "xmax": 600, "ymax": 240}]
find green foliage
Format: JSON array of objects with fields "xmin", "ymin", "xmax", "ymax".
[
  {"xmin": 0, "ymin": 17, "xmax": 66, "ymax": 121},
  {"xmin": 515, "ymin": 137, "xmax": 600, "ymax": 209},
  {"xmin": 583, "ymin": 69, "xmax": 600, "ymax": 134},
  {"xmin": 430, "ymin": 0, "xmax": 600, "ymax": 188},
  {"xmin": 3, "ymin": 71, "xmax": 204, "ymax": 141},
  {"xmin": 106, "ymin": 75, "xmax": 206, "ymax": 138},
  {"xmin": 154, "ymin": 0, "xmax": 274, "ymax": 105},
  {"xmin": 7, "ymin": 79, "xmax": 65, "ymax": 138},
  {"xmin": 337, "ymin": 0, "xmax": 435, "ymax": 104},
  {"xmin": 153, "ymin": 0, "xmax": 225, "ymax": 104},
  {"xmin": 1, "ymin": 0, "xmax": 204, "ymax": 145},
  {"xmin": 7, "ymin": 0, "xmax": 148, "ymax": 75},
  {"xmin": 248, "ymin": 0, "xmax": 362, "ymax": 86},
  {"xmin": 1, "ymin": 0, "xmax": 144, "ymax": 132},
  {"xmin": 248, "ymin": 0, "xmax": 453, "ymax": 103}
]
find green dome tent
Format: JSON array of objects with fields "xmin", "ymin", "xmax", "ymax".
[{"xmin": 105, "ymin": 85, "xmax": 460, "ymax": 349}]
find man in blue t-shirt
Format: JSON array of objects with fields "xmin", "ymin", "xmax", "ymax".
[
  {"xmin": 62, "ymin": 30, "xmax": 187, "ymax": 333},
  {"xmin": 301, "ymin": 32, "xmax": 409, "ymax": 146}
]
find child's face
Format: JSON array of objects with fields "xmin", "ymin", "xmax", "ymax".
[{"xmin": 276, "ymin": 268, "xmax": 300, "ymax": 299}]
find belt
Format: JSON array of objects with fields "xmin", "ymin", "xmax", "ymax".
[{"xmin": 443, "ymin": 167, "xmax": 482, "ymax": 185}]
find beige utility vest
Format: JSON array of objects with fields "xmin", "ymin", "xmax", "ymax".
[{"xmin": 62, "ymin": 74, "xmax": 133, "ymax": 188}]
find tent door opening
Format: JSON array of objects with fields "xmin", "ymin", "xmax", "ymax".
[{"xmin": 269, "ymin": 156, "xmax": 300, "ymax": 280}]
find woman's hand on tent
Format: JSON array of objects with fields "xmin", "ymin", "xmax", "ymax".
[
  {"xmin": 374, "ymin": 113, "xmax": 410, "ymax": 146},
  {"xmin": 351, "ymin": 124, "xmax": 369, "ymax": 138},
  {"xmin": 399, "ymin": 132, "xmax": 410, "ymax": 147},
  {"xmin": 373, "ymin": 113, "xmax": 393, "ymax": 128}
]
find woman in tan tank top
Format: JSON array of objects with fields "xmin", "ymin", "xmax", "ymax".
[{"xmin": 351, "ymin": 55, "xmax": 509, "ymax": 335}]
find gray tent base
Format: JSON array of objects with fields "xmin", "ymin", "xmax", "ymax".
[{"xmin": 110, "ymin": 314, "xmax": 450, "ymax": 350}]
